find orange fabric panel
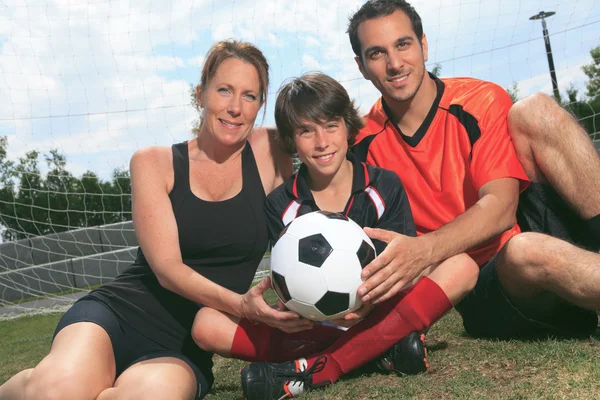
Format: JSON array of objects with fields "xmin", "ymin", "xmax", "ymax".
[{"xmin": 356, "ymin": 77, "xmax": 529, "ymax": 266}]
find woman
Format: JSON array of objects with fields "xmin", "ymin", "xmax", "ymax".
[{"xmin": 0, "ymin": 40, "xmax": 309, "ymax": 400}]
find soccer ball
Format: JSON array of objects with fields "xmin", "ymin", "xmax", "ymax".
[{"xmin": 270, "ymin": 211, "xmax": 376, "ymax": 321}]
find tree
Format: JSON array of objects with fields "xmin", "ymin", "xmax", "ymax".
[
  {"xmin": 431, "ymin": 63, "xmax": 442, "ymax": 77},
  {"xmin": 570, "ymin": 45, "xmax": 600, "ymax": 140},
  {"xmin": 562, "ymin": 85, "xmax": 600, "ymax": 141},
  {"xmin": 506, "ymin": 83, "xmax": 520, "ymax": 104},
  {"xmin": 0, "ymin": 139, "xmax": 133, "ymax": 241},
  {"xmin": 582, "ymin": 46, "xmax": 600, "ymax": 99},
  {"xmin": 190, "ymin": 84, "xmax": 201, "ymax": 135}
]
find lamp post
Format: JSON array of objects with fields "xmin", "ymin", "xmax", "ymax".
[{"xmin": 530, "ymin": 11, "xmax": 561, "ymax": 101}]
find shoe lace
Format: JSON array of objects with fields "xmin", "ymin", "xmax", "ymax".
[{"xmin": 275, "ymin": 356, "xmax": 330, "ymax": 399}]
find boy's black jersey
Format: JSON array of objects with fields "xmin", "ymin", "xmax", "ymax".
[{"xmin": 265, "ymin": 152, "xmax": 416, "ymax": 254}]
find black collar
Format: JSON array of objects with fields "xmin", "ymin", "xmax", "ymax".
[
  {"xmin": 381, "ymin": 72, "xmax": 445, "ymax": 148},
  {"xmin": 285, "ymin": 152, "xmax": 369, "ymax": 201}
]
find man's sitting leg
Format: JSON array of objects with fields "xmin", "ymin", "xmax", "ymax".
[
  {"xmin": 508, "ymin": 93, "xmax": 600, "ymax": 242},
  {"xmin": 457, "ymin": 232, "xmax": 599, "ymax": 339},
  {"xmin": 497, "ymin": 232, "xmax": 600, "ymax": 330}
]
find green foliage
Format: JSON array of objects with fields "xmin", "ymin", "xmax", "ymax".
[
  {"xmin": 563, "ymin": 85, "xmax": 600, "ymax": 141},
  {"xmin": 573, "ymin": 45, "xmax": 600, "ymax": 140},
  {"xmin": 431, "ymin": 63, "xmax": 442, "ymax": 77},
  {"xmin": 292, "ymin": 156, "xmax": 302, "ymax": 173},
  {"xmin": 0, "ymin": 138, "xmax": 132, "ymax": 241},
  {"xmin": 506, "ymin": 82, "xmax": 520, "ymax": 104},
  {"xmin": 190, "ymin": 83, "xmax": 202, "ymax": 135},
  {"xmin": 582, "ymin": 46, "xmax": 600, "ymax": 98}
]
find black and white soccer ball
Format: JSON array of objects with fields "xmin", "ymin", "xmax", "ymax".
[{"xmin": 270, "ymin": 210, "xmax": 377, "ymax": 321}]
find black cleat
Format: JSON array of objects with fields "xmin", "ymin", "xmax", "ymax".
[
  {"xmin": 375, "ymin": 332, "xmax": 429, "ymax": 375},
  {"xmin": 241, "ymin": 356, "xmax": 330, "ymax": 399}
]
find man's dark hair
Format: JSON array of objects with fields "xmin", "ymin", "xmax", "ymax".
[
  {"xmin": 275, "ymin": 73, "xmax": 364, "ymax": 155},
  {"xmin": 347, "ymin": 0, "xmax": 423, "ymax": 59}
]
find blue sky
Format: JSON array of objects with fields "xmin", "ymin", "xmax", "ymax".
[{"xmin": 0, "ymin": 0, "xmax": 599, "ymax": 179}]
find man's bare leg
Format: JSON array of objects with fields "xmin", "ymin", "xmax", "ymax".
[
  {"xmin": 508, "ymin": 93, "xmax": 600, "ymax": 220},
  {"xmin": 497, "ymin": 232, "xmax": 600, "ymax": 321}
]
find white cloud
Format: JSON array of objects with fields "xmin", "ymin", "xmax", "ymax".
[
  {"xmin": 1, "ymin": 0, "xmax": 598, "ymax": 181},
  {"xmin": 516, "ymin": 61, "xmax": 590, "ymax": 99},
  {"xmin": 301, "ymin": 36, "xmax": 321, "ymax": 48},
  {"xmin": 188, "ymin": 55, "xmax": 205, "ymax": 68},
  {"xmin": 301, "ymin": 54, "xmax": 322, "ymax": 71}
]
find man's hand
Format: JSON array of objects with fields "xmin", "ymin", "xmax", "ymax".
[
  {"xmin": 331, "ymin": 303, "xmax": 376, "ymax": 328},
  {"xmin": 359, "ymin": 228, "xmax": 433, "ymax": 304},
  {"xmin": 241, "ymin": 277, "xmax": 314, "ymax": 333}
]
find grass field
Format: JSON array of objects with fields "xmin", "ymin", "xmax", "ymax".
[{"xmin": 1, "ymin": 309, "xmax": 599, "ymax": 399}]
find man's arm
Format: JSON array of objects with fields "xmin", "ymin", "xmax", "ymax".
[{"xmin": 360, "ymin": 177, "xmax": 519, "ymax": 303}]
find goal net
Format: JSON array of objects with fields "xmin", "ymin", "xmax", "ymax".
[{"xmin": 1, "ymin": 0, "xmax": 599, "ymax": 320}]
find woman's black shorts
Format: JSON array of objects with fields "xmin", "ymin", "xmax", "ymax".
[{"xmin": 54, "ymin": 296, "xmax": 214, "ymax": 399}]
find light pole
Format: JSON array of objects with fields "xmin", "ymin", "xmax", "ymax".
[{"xmin": 530, "ymin": 11, "xmax": 561, "ymax": 101}]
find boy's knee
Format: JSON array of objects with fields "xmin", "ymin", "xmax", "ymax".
[{"xmin": 191, "ymin": 308, "xmax": 218, "ymax": 351}]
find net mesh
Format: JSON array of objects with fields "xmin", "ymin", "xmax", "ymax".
[{"xmin": 1, "ymin": 0, "xmax": 599, "ymax": 319}]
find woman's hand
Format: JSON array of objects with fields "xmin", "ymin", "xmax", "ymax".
[{"xmin": 240, "ymin": 277, "xmax": 314, "ymax": 333}]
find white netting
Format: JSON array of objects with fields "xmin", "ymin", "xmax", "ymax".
[{"xmin": 0, "ymin": 0, "xmax": 599, "ymax": 320}]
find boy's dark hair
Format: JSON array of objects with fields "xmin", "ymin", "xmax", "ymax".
[
  {"xmin": 347, "ymin": 0, "xmax": 423, "ymax": 59},
  {"xmin": 274, "ymin": 73, "xmax": 364, "ymax": 155}
]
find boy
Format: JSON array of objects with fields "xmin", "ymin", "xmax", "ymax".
[{"xmin": 191, "ymin": 73, "xmax": 478, "ymax": 399}]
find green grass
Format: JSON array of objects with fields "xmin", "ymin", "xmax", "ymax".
[{"xmin": 1, "ymin": 310, "xmax": 598, "ymax": 399}]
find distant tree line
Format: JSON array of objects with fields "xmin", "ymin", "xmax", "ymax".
[{"xmin": 0, "ymin": 137, "xmax": 131, "ymax": 241}]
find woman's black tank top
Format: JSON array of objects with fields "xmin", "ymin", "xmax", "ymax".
[{"xmin": 89, "ymin": 140, "xmax": 268, "ymax": 349}]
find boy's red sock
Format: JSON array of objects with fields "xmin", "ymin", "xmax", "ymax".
[
  {"xmin": 230, "ymin": 319, "xmax": 341, "ymax": 362},
  {"xmin": 308, "ymin": 276, "xmax": 452, "ymax": 384}
]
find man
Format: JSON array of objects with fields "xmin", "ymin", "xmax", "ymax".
[{"xmin": 349, "ymin": 0, "xmax": 600, "ymax": 339}]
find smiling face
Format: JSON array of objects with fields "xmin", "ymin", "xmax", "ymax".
[
  {"xmin": 294, "ymin": 118, "xmax": 350, "ymax": 180},
  {"xmin": 197, "ymin": 57, "xmax": 262, "ymax": 147},
  {"xmin": 355, "ymin": 10, "xmax": 428, "ymax": 105}
]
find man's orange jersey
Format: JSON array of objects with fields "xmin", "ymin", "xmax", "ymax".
[{"xmin": 352, "ymin": 75, "xmax": 529, "ymax": 266}]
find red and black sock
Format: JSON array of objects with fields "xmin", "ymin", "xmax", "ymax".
[
  {"xmin": 308, "ymin": 276, "xmax": 453, "ymax": 384},
  {"xmin": 230, "ymin": 319, "xmax": 341, "ymax": 363}
]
